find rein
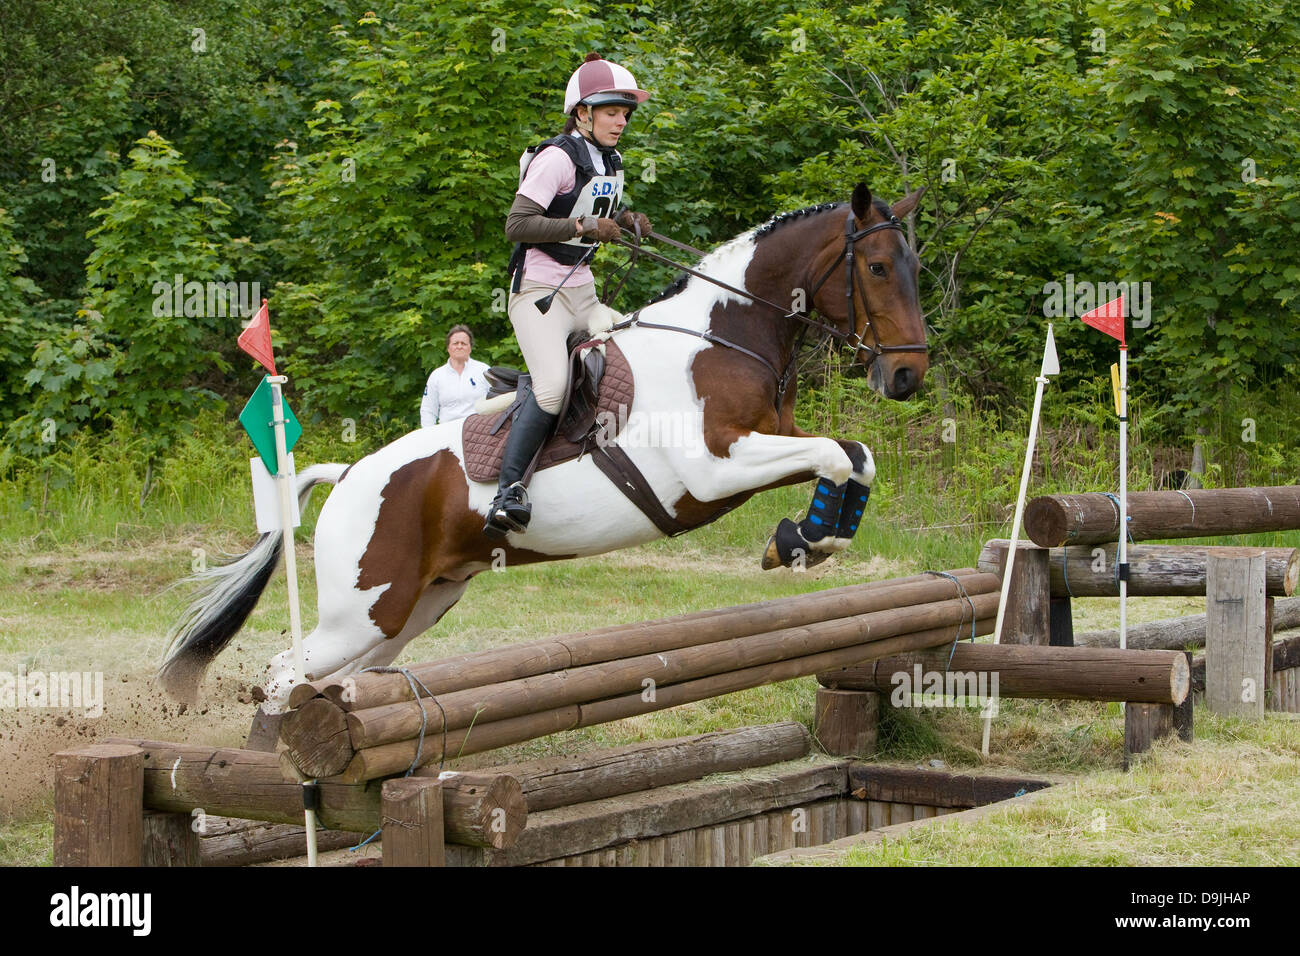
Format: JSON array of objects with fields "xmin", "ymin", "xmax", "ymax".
[{"xmin": 607, "ymin": 209, "xmax": 925, "ymax": 407}]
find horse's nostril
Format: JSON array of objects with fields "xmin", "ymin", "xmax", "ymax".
[{"xmin": 893, "ymin": 367, "xmax": 915, "ymax": 396}]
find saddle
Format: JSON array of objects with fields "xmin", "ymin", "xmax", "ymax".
[{"xmin": 461, "ymin": 334, "xmax": 635, "ymax": 483}]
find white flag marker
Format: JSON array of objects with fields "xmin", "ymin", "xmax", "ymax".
[{"xmin": 983, "ymin": 324, "xmax": 1058, "ymax": 756}]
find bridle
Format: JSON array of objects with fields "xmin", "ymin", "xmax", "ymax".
[
  {"xmin": 803, "ymin": 211, "xmax": 929, "ymax": 364},
  {"xmin": 608, "ymin": 207, "xmax": 927, "ymax": 408}
]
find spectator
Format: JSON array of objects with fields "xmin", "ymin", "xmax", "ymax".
[{"xmin": 420, "ymin": 325, "xmax": 490, "ymax": 426}]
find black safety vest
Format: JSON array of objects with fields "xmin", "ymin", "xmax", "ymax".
[{"xmin": 508, "ymin": 134, "xmax": 624, "ymax": 279}]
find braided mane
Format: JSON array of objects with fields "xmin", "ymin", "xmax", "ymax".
[
  {"xmin": 753, "ymin": 202, "xmax": 843, "ymax": 238},
  {"xmin": 648, "ymin": 198, "xmax": 891, "ymax": 304}
]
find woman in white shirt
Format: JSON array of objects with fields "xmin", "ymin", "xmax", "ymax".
[{"xmin": 420, "ymin": 325, "xmax": 490, "ymax": 426}]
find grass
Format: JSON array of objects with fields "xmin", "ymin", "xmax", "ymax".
[{"xmin": 828, "ymin": 711, "xmax": 1300, "ymax": 867}]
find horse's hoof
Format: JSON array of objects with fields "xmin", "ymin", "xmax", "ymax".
[{"xmin": 762, "ymin": 517, "xmax": 832, "ymax": 570}]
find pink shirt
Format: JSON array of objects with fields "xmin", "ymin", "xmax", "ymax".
[{"xmin": 516, "ymin": 138, "xmax": 607, "ymax": 286}]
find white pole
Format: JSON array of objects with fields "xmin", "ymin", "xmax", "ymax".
[
  {"xmin": 268, "ymin": 375, "xmax": 317, "ymax": 867},
  {"xmin": 1119, "ymin": 345, "xmax": 1128, "ymax": 653},
  {"xmin": 982, "ymin": 327, "xmax": 1054, "ymax": 755}
]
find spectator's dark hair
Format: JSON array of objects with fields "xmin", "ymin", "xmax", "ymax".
[{"xmin": 446, "ymin": 324, "xmax": 474, "ymax": 349}]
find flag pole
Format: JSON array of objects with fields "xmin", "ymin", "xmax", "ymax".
[
  {"xmin": 1118, "ymin": 343, "xmax": 1129, "ymax": 653},
  {"xmin": 267, "ymin": 371, "xmax": 317, "ymax": 867},
  {"xmin": 983, "ymin": 324, "xmax": 1058, "ymax": 756},
  {"xmin": 242, "ymin": 297, "xmax": 318, "ymax": 868}
]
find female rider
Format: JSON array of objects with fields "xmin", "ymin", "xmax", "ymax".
[{"xmin": 484, "ymin": 54, "xmax": 652, "ymax": 538}]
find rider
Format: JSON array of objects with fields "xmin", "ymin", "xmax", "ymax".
[{"xmin": 484, "ymin": 53, "xmax": 653, "ymax": 538}]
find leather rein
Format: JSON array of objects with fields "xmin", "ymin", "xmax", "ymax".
[{"xmin": 607, "ymin": 210, "xmax": 926, "ymax": 407}]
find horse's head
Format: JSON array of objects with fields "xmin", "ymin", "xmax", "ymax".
[{"xmin": 806, "ymin": 183, "xmax": 928, "ymax": 399}]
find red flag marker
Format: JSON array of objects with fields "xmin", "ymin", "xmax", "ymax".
[
  {"xmin": 1080, "ymin": 293, "xmax": 1126, "ymax": 345},
  {"xmin": 238, "ymin": 298, "xmax": 277, "ymax": 375}
]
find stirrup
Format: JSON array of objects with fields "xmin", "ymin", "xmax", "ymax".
[{"xmin": 483, "ymin": 482, "xmax": 531, "ymax": 539}]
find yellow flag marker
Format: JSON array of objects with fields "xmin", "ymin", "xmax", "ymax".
[{"xmin": 1110, "ymin": 362, "xmax": 1122, "ymax": 415}]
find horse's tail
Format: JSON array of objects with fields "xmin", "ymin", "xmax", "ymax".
[{"xmin": 156, "ymin": 463, "xmax": 349, "ymax": 703}]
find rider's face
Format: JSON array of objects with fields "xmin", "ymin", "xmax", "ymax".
[{"xmin": 582, "ymin": 105, "xmax": 631, "ymax": 148}]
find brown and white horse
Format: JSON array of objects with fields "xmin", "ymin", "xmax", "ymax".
[{"xmin": 159, "ymin": 184, "xmax": 928, "ymax": 713}]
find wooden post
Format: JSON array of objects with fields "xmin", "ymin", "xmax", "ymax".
[
  {"xmin": 1049, "ymin": 597, "xmax": 1074, "ymax": 646},
  {"xmin": 53, "ymin": 743, "xmax": 145, "ymax": 867},
  {"xmin": 1123, "ymin": 703, "xmax": 1176, "ymax": 769},
  {"xmin": 813, "ymin": 688, "xmax": 879, "ymax": 756},
  {"xmin": 382, "ymin": 777, "xmax": 445, "ymax": 867},
  {"xmin": 141, "ymin": 811, "xmax": 201, "ymax": 867},
  {"xmin": 1205, "ymin": 550, "xmax": 1268, "ymax": 717},
  {"xmin": 982, "ymin": 540, "xmax": 1050, "ymax": 645}
]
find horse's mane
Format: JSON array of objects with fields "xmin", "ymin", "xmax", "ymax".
[{"xmin": 649, "ymin": 197, "xmax": 894, "ymax": 304}]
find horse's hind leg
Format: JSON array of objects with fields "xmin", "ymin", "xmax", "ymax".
[
  {"xmin": 330, "ymin": 577, "xmax": 473, "ymax": 676},
  {"xmin": 260, "ymin": 577, "xmax": 471, "ymax": 714}
]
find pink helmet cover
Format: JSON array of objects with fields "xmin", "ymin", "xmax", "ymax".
[{"xmin": 563, "ymin": 56, "xmax": 650, "ymax": 114}]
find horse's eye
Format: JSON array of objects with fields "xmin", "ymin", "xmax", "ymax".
[{"xmin": 869, "ymin": 263, "xmax": 886, "ymax": 278}]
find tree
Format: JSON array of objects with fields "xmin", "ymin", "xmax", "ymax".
[
  {"xmin": 78, "ymin": 131, "xmax": 240, "ymax": 465},
  {"xmin": 1087, "ymin": 0, "xmax": 1300, "ymax": 462}
]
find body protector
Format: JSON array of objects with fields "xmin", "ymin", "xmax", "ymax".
[{"xmin": 508, "ymin": 134, "xmax": 624, "ymax": 282}]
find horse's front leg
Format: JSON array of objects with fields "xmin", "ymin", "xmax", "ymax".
[
  {"xmin": 671, "ymin": 426, "xmax": 866, "ymax": 565},
  {"xmin": 758, "ymin": 433, "xmax": 876, "ymax": 569}
]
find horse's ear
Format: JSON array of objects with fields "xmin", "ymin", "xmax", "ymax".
[
  {"xmin": 851, "ymin": 183, "xmax": 873, "ymax": 222},
  {"xmin": 891, "ymin": 186, "xmax": 926, "ymax": 220}
]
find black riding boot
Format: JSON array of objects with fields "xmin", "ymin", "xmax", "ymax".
[{"xmin": 483, "ymin": 392, "xmax": 558, "ymax": 539}]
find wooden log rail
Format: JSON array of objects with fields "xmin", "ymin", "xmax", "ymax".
[
  {"xmin": 1023, "ymin": 485, "xmax": 1300, "ymax": 548},
  {"xmin": 279, "ymin": 571, "xmax": 1002, "ymax": 783},
  {"xmin": 979, "ymin": 540, "xmax": 1299, "ymax": 598},
  {"xmin": 104, "ymin": 737, "xmax": 527, "ymax": 848},
  {"xmin": 56, "ymin": 724, "xmax": 820, "ymax": 866},
  {"xmin": 817, "ymin": 644, "xmax": 1190, "ymax": 705},
  {"xmin": 290, "ymin": 570, "xmax": 988, "ymax": 713},
  {"xmin": 1074, "ymin": 596, "xmax": 1300, "ymax": 650}
]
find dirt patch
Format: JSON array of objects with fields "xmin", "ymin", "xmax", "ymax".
[{"xmin": 0, "ymin": 671, "xmax": 261, "ymax": 819}]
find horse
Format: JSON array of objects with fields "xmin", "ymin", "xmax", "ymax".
[{"xmin": 158, "ymin": 182, "xmax": 929, "ymax": 718}]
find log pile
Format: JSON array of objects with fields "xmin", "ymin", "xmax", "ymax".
[
  {"xmin": 278, "ymin": 571, "xmax": 1002, "ymax": 784},
  {"xmin": 978, "ymin": 540, "xmax": 1298, "ymax": 598},
  {"xmin": 1023, "ymin": 485, "xmax": 1300, "ymax": 549},
  {"xmin": 817, "ymin": 643, "xmax": 1190, "ymax": 705}
]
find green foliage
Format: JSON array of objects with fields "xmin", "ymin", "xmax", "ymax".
[
  {"xmin": 265, "ymin": 2, "xmax": 599, "ymax": 418},
  {"xmin": 1086, "ymin": 0, "xmax": 1300, "ymax": 432},
  {"xmin": 758, "ymin": 2, "xmax": 1097, "ymax": 401},
  {"xmin": 0, "ymin": 0, "xmax": 1295, "ymax": 480},
  {"xmin": 0, "ymin": 206, "xmax": 48, "ymax": 416},
  {"xmin": 79, "ymin": 132, "xmax": 238, "ymax": 456}
]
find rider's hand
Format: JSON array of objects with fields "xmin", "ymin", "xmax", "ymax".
[
  {"xmin": 592, "ymin": 218, "xmax": 623, "ymax": 243},
  {"xmin": 617, "ymin": 210, "xmax": 652, "ymax": 236}
]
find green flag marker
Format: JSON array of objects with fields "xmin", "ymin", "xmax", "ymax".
[{"xmin": 239, "ymin": 375, "xmax": 301, "ymax": 475}]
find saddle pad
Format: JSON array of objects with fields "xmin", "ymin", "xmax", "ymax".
[{"xmin": 461, "ymin": 339, "xmax": 635, "ymax": 482}]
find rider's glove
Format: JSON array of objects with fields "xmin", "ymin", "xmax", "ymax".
[{"xmin": 616, "ymin": 210, "xmax": 653, "ymax": 237}]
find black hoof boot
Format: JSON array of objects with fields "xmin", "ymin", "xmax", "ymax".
[
  {"xmin": 762, "ymin": 517, "xmax": 831, "ymax": 570},
  {"xmin": 834, "ymin": 479, "xmax": 870, "ymax": 540}
]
